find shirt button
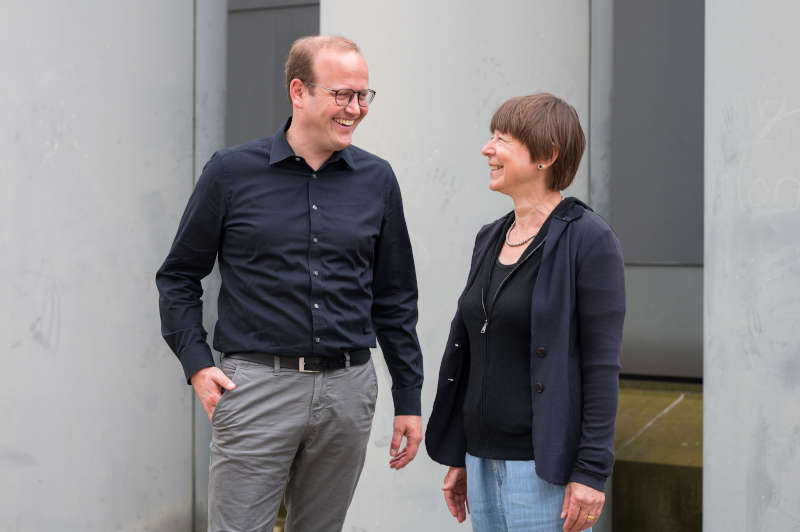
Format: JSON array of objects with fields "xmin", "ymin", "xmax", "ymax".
[
  {"xmin": 313, "ymin": 270, "xmax": 319, "ymax": 276},
  {"xmin": 311, "ymin": 173, "xmax": 317, "ymax": 179},
  {"xmin": 454, "ymin": 343, "xmax": 460, "ymax": 348},
  {"xmin": 315, "ymin": 337, "xmax": 321, "ymax": 343},
  {"xmin": 312, "ymin": 204, "xmax": 318, "ymax": 210},
  {"xmin": 294, "ymin": 157, "xmax": 301, "ymax": 162},
  {"xmin": 313, "ymin": 303, "xmax": 320, "ymax": 309},
  {"xmin": 535, "ymin": 382, "xmax": 544, "ymax": 393},
  {"xmin": 536, "ymin": 346, "xmax": 546, "ymax": 357},
  {"xmin": 312, "ymin": 237, "xmax": 319, "ymax": 243}
]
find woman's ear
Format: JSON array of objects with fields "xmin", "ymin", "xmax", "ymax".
[{"xmin": 537, "ymin": 146, "xmax": 560, "ymax": 170}]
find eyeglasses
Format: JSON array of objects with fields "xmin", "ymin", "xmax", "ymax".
[{"xmin": 303, "ymin": 81, "xmax": 376, "ymax": 107}]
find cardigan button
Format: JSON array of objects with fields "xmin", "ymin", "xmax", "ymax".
[
  {"xmin": 535, "ymin": 346, "xmax": 546, "ymax": 357},
  {"xmin": 535, "ymin": 382, "xmax": 544, "ymax": 393},
  {"xmin": 454, "ymin": 343, "xmax": 460, "ymax": 348}
]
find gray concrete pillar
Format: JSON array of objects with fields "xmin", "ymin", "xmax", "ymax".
[
  {"xmin": 0, "ymin": 2, "xmax": 225, "ymax": 530},
  {"xmin": 321, "ymin": 1, "xmax": 590, "ymax": 529},
  {"xmin": 704, "ymin": 1, "xmax": 800, "ymax": 529}
]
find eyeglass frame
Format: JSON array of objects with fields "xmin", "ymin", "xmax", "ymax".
[{"xmin": 302, "ymin": 80, "xmax": 376, "ymax": 107}]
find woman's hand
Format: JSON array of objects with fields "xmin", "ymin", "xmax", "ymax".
[
  {"xmin": 561, "ymin": 481, "xmax": 604, "ymax": 531},
  {"xmin": 442, "ymin": 466, "xmax": 469, "ymax": 523}
]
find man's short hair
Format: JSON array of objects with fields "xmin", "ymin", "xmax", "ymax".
[
  {"xmin": 490, "ymin": 93, "xmax": 586, "ymax": 191},
  {"xmin": 285, "ymin": 35, "xmax": 360, "ymax": 102}
]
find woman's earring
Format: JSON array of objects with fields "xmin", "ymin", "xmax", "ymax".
[{"xmin": 537, "ymin": 164, "xmax": 544, "ymax": 169}]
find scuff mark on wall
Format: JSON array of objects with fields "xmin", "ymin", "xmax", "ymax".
[
  {"xmin": 0, "ymin": 448, "xmax": 38, "ymax": 467},
  {"xmin": 4, "ymin": 263, "xmax": 62, "ymax": 354},
  {"xmin": 25, "ymin": 264, "xmax": 61, "ymax": 352},
  {"xmin": 726, "ymin": 97, "xmax": 800, "ymax": 214},
  {"xmin": 472, "ymin": 53, "xmax": 511, "ymax": 117},
  {"xmin": 745, "ymin": 411, "xmax": 777, "ymax": 531}
]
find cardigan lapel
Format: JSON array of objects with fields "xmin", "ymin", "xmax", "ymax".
[
  {"xmin": 540, "ymin": 197, "xmax": 589, "ymax": 262},
  {"xmin": 462, "ymin": 214, "xmax": 511, "ymax": 294},
  {"xmin": 541, "ymin": 218, "xmax": 568, "ymax": 263}
]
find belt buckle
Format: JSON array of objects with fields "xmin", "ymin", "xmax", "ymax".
[{"xmin": 298, "ymin": 357, "xmax": 321, "ymax": 373}]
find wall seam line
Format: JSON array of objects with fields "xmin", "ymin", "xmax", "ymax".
[{"xmin": 191, "ymin": 0, "xmax": 198, "ymax": 530}]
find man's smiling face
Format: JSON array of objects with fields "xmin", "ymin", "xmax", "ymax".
[{"xmin": 302, "ymin": 48, "xmax": 369, "ymax": 154}]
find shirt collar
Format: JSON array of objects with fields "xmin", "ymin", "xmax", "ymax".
[{"xmin": 268, "ymin": 116, "xmax": 356, "ymax": 170}]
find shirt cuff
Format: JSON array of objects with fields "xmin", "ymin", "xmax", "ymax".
[
  {"xmin": 568, "ymin": 467, "xmax": 608, "ymax": 492},
  {"xmin": 179, "ymin": 343, "xmax": 216, "ymax": 384},
  {"xmin": 392, "ymin": 386, "xmax": 422, "ymax": 416}
]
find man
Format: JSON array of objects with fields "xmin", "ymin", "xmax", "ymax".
[{"xmin": 156, "ymin": 35, "xmax": 423, "ymax": 532}]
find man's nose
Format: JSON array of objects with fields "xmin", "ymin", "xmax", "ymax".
[{"xmin": 345, "ymin": 95, "xmax": 361, "ymax": 115}]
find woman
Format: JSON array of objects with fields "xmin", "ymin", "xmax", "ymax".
[{"xmin": 425, "ymin": 93, "xmax": 625, "ymax": 532}]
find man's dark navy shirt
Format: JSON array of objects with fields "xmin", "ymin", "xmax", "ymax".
[{"xmin": 156, "ymin": 118, "xmax": 423, "ymax": 414}]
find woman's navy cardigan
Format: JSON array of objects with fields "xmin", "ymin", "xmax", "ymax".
[{"xmin": 425, "ymin": 199, "xmax": 626, "ymax": 492}]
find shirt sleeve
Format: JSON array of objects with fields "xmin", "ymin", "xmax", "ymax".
[
  {"xmin": 569, "ymin": 223, "xmax": 626, "ymax": 489},
  {"xmin": 156, "ymin": 151, "xmax": 228, "ymax": 383},
  {"xmin": 371, "ymin": 167, "xmax": 424, "ymax": 415}
]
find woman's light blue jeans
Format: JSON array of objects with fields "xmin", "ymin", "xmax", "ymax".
[{"xmin": 466, "ymin": 453, "xmax": 590, "ymax": 532}]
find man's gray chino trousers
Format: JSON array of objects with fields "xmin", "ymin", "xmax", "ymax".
[{"xmin": 208, "ymin": 354, "xmax": 378, "ymax": 532}]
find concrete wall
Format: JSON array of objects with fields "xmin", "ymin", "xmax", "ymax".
[
  {"xmin": 0, "ymin": 1, "xmax": 225, "ymax": 530},
  {"xmin": 611, "ymin": 0, "xmax": 704, "ymax": 266},
  {"xmin": 226, "ymin": 0, "xmax": 320, "ymax": 145},
  {"xmin": 607, "ymin": 0, "xmax": 705, "ymax": 380},
  {"xmin": 321, "ymin": 1, "xmax": 590, "ymax": 529},
  {"xmin": 704, "ymin": 0, "xmax": 800, "ymax": 529}
]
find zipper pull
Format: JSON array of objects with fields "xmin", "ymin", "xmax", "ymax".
[{"xmin": 480, "ymin": 288, "xmax": 488, "ymax": 334}]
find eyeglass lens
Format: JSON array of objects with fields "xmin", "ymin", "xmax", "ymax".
[{"xmin": 335, "ymin": 89, "xmax": 374, "ymax": 107}]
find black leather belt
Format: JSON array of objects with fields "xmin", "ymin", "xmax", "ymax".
[{"xmin": 226, "ymin": 349, "xmax": 370, "ymax": 373}]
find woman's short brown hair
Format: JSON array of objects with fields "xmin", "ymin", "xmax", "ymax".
[
  {"xmin": 284, "ymin": 35, "xmax": 360, "ymax": 102},
  {"xmin": 490, "ymin": 93, "xmax": 586, "ymax": 191}
]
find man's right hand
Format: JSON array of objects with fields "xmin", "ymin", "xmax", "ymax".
[{"xmin": 190, "ymin": 366, "xmax": 236, "ymax": 421}]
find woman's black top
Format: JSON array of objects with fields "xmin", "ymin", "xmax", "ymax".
[{"xmin": 459, "ymin": 200, "xmax": 566, "ymax": 460}]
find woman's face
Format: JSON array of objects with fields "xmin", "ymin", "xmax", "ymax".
[{"xmin": 481, "ymin": 131, "xmax": 538, "ymax": 194}]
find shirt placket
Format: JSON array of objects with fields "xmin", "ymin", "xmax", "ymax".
[{"xmin": 308, "ymin": 169, "xmax": 323, "ymax": 355}]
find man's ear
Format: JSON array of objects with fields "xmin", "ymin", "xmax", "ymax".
[{"xmin": 289, "ymin": 78, "xmax": 306, "ymax": 108}]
